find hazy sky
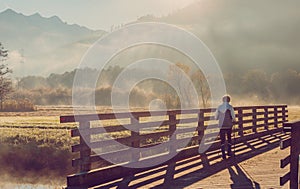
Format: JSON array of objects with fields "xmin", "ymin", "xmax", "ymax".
[{"xmin": 0, "ymin": 0, "xmax": 196, "ymax": 30}]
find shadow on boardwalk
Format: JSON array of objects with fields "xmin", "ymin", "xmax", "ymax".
[
  {"xmin": 96, "ymin": 132, "xmax": 287, "ymax": 189},
  {"xmin": 228, "ymin": 164, "xmax": 260, "ymax": 189}
]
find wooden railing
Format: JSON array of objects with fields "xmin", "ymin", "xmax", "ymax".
[
  {"xmin": 61, "ymin": 105, "xmax": 287, "ymax": 188},
  {"xmin": 280, "ymin": 120, "xmax": 300, "ymax": 189}
]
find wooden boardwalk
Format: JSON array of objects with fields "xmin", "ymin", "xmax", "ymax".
[
  {"xmin": 61, "ymin": 105, "xmax": 289, "ymax": 188},
  {"xmin": 94, "ymin": 131, "xmax": 289, "ymax": 189}
]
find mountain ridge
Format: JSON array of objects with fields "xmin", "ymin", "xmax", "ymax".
[
  {"xmin": 0, "ymin": 8, "xmax": 106, "ymax": 76},
  {"xmin": 0, "ymin": 8, "xmax": 94, "ymax": 32}
]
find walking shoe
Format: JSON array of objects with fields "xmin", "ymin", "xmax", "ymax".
[{"xmin": 222, "ymin": 153, "xmax": 226, "ymax": 160}]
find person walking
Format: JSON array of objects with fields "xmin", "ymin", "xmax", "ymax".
[{"xmin": 215, "ymin": 95, "xmax": 236, "ymax": 159}]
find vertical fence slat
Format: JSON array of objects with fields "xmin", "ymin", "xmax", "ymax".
[
  {"xmin": 274, "ymin": 107, "xmax": 278, "ymax": 128},
  {"xmin": 198, "ymin": 110, "xmax": 205, "ymax": 145},
  {"xmin": 238, "ymin": 108, "xmax": 244, "ymax": 136},
  {"xmin": 264, "ymin": 107, "xmax": 269, "ymax": 130},
  {"xmin": 169, "ymin": 112, "xmax": 177, "ymax": 153},
  {"xmin": 252, "ymin": 108, "xmax": 257, "ymax": 133}
]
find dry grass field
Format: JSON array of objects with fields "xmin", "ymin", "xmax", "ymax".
[{"xmin": 286, "ymin": 106, "xmax": 300, "ymax": 122}]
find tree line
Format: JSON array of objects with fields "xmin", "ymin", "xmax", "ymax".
[
  {"xmin": 1, "ymin": 41, "xmax": 300, "ymax": 110},
  {"xmin": 15, "ymin": 65, "xmax": 300, "ymax": 107}
]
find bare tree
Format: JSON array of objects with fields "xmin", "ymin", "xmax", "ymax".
[
  {"xmin": 192, "ymin": 70, "xmax": 211, "ymax": 108},
  {"xmin": 167, "ymin": 63, "xmax": 209, "ymax": 109},
  {"xmin": 0, "ymin": 43, "xmax": 12, "ymax": 110},
  {"xmin": 168, "ymin": 63, "xmax": 191, "ymax": 108}
]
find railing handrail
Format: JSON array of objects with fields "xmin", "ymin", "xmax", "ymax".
[{"xmin": 60, "ymin": 105, "xmax": 288, "ymax": 123}]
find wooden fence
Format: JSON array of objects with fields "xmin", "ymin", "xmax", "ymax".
[
  {"xmin": 61, "ymin": 105, "xmax": 288, "ymax": 188},
  {"xmin": 280, "ymin": 120, "xmax": 300, "ymax": 189}
]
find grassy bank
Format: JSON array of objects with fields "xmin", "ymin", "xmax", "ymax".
[{"xmin": 0, "ymin": 127, "xmax": 77, "ymax": 185}]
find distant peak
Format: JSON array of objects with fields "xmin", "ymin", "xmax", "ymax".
[
  {"xmin": 30, "ymin": 12, "xmax": 42, "ymax": 18},
  {"xmin": 48, "ymin": 15, "xmax": 62, "ymax": 22},
  {"xmin": 1, "ymin": 8, "xmax": 17, "ymax": 15}
]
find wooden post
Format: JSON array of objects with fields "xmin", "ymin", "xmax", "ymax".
[
  {"xmin": 131, "ymin": 116, "xmax": 140, "ymax": 163},
  {"xmin": 238, "ymin": 108, "xmax": 244, "ymax": 136},
  {"xmin": 79, "ymin": 121, "xmax": 91, "ymax": 172},
  {"xmin": 168, "ymin": 112, "xmax": 177, "ymax": 154},
  {"xmin": 198, "ymin": 110, "xmax": 205, "ymax": 145},
  {"xmin": 164, "ymin": 112, "xmax": 177, "ymax": 185},
  {"xmin": 274, "ymin": 107, "xmax": 278, "ymax": 128},
  {"xmin": 264, "ymin": 107, "xmax": 269, "ymax": 130},
  {"xmin": 252, "ymin": 108, "xmax": 257, "ymax": 133},
  {"xmin": 290, "ymin": 122, "xmax": 300, "ymax": 189}
]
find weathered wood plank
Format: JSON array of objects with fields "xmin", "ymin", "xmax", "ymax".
[{"xmin": 61, "ymin": 105, "xmax": 288, "ymax": 123}]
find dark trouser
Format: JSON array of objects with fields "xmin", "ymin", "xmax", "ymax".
[{"xmin": 220, "ymin": 128, "xmax": 232, "ymax": 158}]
